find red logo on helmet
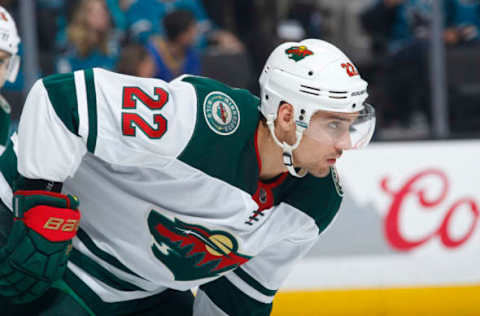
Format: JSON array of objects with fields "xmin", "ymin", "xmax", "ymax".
[
  {"xmin": 0, "ymin": 12, "xmax": 8, "ymax": 22},
  {"xmin": 341, "ymin": 62, "xmax": 359, "ymax": 77},
  {"xmin": 285, "ymin": 46, "xmax": 314, "ymax": 62}
]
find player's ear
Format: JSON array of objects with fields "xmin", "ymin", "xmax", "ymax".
[{"xmin": 276, "ymin": 102, "xmax": 295, "ymax": 132}]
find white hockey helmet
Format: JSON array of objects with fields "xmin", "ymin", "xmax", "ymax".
[
  {"xmin": 259, "ymin": 39, "xmax": 375, "ymax": 177},
  {"xmin": 0, "ymin": 6, "xmax": 20, "ymax": 83}
]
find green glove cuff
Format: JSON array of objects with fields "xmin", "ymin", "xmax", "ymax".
[
  {"xmin": 0, "ymin": 217, "xmax": 72, "ymax": 303},
  {"xmin": 13, "ymin": 190, "xmax": 79, "ymax": 218}
]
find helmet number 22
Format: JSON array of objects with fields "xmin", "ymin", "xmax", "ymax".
[
  {"xmin": 121, "ymin": 86, "xmax": 169, "ymax": 139},
  {"xmin": 341, "ymin": 62, "xmax": 359, "ymax": 77}
]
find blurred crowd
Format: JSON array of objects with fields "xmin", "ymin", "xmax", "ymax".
[
  {"xmin": 361, "ymin": 0, "xmax": 480, "ymax": 139},
  {"xmin": 1, "ymin": 0, "xmax": 480, "ymax": 140}
]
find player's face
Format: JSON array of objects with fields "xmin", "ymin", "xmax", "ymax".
[
  {"xmin": 0, "ymin": 50, "xmax": 11, "ymax": 88},
  {"xmin": 293, "ymin": 110, "xmax": 355, "ymax": 177},
  {"xmin": 86, "ymin": 0, "xmax": 110, "ymax": 32}
]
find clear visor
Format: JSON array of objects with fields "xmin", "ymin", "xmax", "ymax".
[{"xmin": 303, "ymin": 103, "xmax": 376, "ymax": 150}]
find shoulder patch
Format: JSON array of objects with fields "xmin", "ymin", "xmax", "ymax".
[
  {"xmin": 203, "ymin": 91, "xmax": 240, "ymax": 135},
  {"xmin": 331, "ymin": 166, "xmax": 344, "ymax": 197}
]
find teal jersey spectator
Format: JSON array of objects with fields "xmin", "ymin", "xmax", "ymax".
[
  {"xmin": 55, "ymin": 0, "xmax": 122, "ymax": 74},
  {"xmin": 55, "ymin": 1, "xmax": 127, "ymax": 52},
  {"xmin": 449, "ymin": 0, "xmax": 480, "ymax": 34},
  {"xmin": 126, "ymin": 0, "xmax": 213, "ymax": 48},
  {"xmin": 374, "ymin": 0, "xmax": 479, "ymax": 52},
  {"xmin": 389, "ymin": 0, "xmax": 433, "ymax": 52},
  {"xmin": 56, "ymin": 48, "xmax": 118, "ymax": 73},
  {"xmin": 106, "ymin": 0, "xmax": 128, "ymax": 31}
]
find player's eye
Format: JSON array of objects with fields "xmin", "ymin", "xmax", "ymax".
[{"xmin": 328, "ymin": 121, "xmax": 339, "ymax": 129}]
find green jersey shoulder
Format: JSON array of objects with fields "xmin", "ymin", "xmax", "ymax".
[{"xmin": 177, "ymin": 75, "xmax": 261, "ymax": 193}]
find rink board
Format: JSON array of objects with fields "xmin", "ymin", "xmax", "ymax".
[
  {"xmin": 271, "ymin": 140, "xmax": 480, "ymax": 316},
  {"xmin": 271, "ymin": 284, "xmax": 480, "ymax": 316}
]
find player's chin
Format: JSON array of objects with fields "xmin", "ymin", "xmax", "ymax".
[{"xmin": 307, "ymin": 165, "xmax": 331, "ymax": 178}]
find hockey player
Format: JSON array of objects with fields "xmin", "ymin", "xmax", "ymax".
[
  {"xmin": 0, "ymin": 6, "xmax": 20, "ymax": 154},
  {"xmin": 0, "ymin": 39, "xmax": 375, "ymax": 315}
]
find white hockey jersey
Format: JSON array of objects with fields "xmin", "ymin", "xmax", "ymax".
[{"xmin": 0, "ymin": 68, "xmax": 343, "ymax": 315}]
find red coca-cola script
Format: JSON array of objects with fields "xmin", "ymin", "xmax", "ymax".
[{"xmin": 381, "ymin": 169, "xmax": 479, "ymax": 251}]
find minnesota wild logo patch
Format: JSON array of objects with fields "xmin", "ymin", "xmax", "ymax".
[
  {"xmin": 203, "ymin": 91, "xmax": 240, "ymax": 135},
  {"xmin": 147, "ymin": 210, "xmax": 251, "ymax": 281},
  {"xmin": 285, "ymin": 45, "xmax": 313, "ymax": 62}
]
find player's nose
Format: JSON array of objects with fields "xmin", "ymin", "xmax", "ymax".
[{"xmin": 335, "ymin": 131, "xmax": 352, "ymax": 151}]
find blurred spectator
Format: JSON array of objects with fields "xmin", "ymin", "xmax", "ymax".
[
  {"xmin": 146, "ymin": 9, "xmax": 200, "ymax": 81},
  {"xmin": 444, "ymin": 0, "xmax": 480, "ymax": 45},
  {"xmin": 361, "ymin": 0, "xmax": 430, "ymax": 137},
  {"xmin": 285, "ymin": 1, "xmax": 330, "ymax": 40},
  {"xmin": 37, "ymin": 0, "xmax": 64, "ymax": 54},
  {"xmin": 56, "ymin": 0, "xmax": 121, "ymax": 73},
  {"xmin": 361, "ymin": 0, "xmax": 480, "ymax": 138},
  {"xmin": 105, "ymin": 0, "xmax": 133, "ymax": 32},
  {"xmin": 362, "ymin": 0, "xmax": 480, "ymax": 55},
  {"xmin": 126, "ymin": 0, "xmax": 243, "ymax": 53},
  {"xmin": 277, "ymin": 20, "xmax": 306, "ymax": 43},
  {"xmin": 201, "ymin": 0, "xmax": 264, "ymax": 77},
  {"xmin": 55, "ymin": 0, "xmax": 131, "ymax": 51},
  {"xmin": 202, "ymin": 0, "xmax": 257, "ymax": 41},
  {"xmin": 115, "ymin": 42, "xmax": 155, "ymax": 77}
]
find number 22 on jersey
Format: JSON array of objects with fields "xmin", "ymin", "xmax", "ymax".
[{"xmin": 121, "ymin": 87, "xmax": 169, "ymax": 139}]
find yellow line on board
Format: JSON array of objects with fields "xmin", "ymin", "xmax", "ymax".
[{"xmin": 271, "ymin": 284, "xmax": 480, "ymax": 316}]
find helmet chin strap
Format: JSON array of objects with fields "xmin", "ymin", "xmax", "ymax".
[{"xmin": 266, "ymin": 115, "xmax": 308, "ymax": 178}]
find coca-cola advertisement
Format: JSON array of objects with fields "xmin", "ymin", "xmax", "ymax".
[{"xmin": 283, "ymin": 141, "xmax": 480, "ymax": 290}]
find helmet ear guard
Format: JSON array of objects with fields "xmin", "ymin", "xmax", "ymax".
[
  {"xmin": 264, "ymin": 111, "xmax": 308, "ymax": 178},
  {"xmin": 259, "ymin": 39, "xmax": 376, "ymax": 177}
]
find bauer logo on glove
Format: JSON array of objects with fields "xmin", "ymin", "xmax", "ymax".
[{"xmin": 13, "ymin": 190, "xmax": 81, "ymax": 242}]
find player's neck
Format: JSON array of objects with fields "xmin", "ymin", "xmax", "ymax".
[{"xmin": 256, "ymin": 122, "xmax": 288, "ymax": 180}]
